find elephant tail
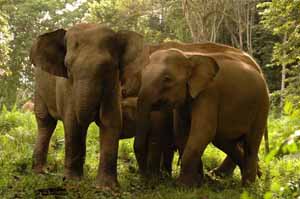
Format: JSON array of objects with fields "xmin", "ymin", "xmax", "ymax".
[{"xmin": 264, "ymin": 123, "xmax": 269, "ymax": 154}]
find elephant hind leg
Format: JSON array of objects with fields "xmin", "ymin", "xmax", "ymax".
[
  {"xmin": 211, "ymin": 141, "xmax": 262, "ymax": 179},
  {"xmin": 210, "ymin": 155, "xmax": 236, "ymax": 177},
  {"xmin": 242, "ymin": 124, "xmax": 265, "ymax": 185},
  {"xmin": 212, "ymin": 139, "xmax": 245, "ymax": 176},
  {"xmin": 32, "ymin": 115, "xmax": 57, "ymax": 174}
]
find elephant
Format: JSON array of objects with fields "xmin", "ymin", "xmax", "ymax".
[
  {"xmin": 29, "ymin": 23, "xmax": 147, "ymax": 187},
  {"xmin": 134, "ymin": 43, "xmax": 269, "ymax": 186},
  {"xmin": 121, "ymin": 97, "xmax": 174, "ymax": 176},
  {"xmin": 122, "ymin": 41, "xmax": 255, "ymax": 178}
]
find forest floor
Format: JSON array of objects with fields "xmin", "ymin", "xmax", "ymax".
[{"xmin": 0, "ymin": 110, "xmax": 300, "ymax": 199}]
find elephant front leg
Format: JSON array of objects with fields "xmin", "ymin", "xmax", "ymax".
[
  {"xmin": 96, "ymin": 78, "xmax": 121, "ymax": 188},
  {"xmin": 96, "ymin": 125, "xmax": 120, "ymax": 188},
  {"xmin": 178, "ymin": 130, "xmax": 212, "ymax": 186},
  {"xmin": 161, "ymin": 114, "xmax": 175, "ymax": 176},
  {"xmin": 63, "ymin": 113, "xmax": 88, "ymax": 180},
  {"xmin": 147, "ymin": 132, "xmax": 162, "ymax": 177},
  {"xmin": 32, "ymin": 116, "xmax": 57, "ymax": 173},
  {"xmin": 178, "ymin": 96, "xmax": 217, "ymax": 187}
]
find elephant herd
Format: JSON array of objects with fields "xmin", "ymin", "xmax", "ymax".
[{"xmin": 30, "ymin": 23, "xmax": 269, "ymax": 188}]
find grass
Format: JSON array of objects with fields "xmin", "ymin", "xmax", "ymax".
[{"xmin": 0, "ymin": 108, "xmax": 300, "ymax": 199}]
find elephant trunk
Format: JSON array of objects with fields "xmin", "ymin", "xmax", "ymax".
[
  {"xmin": 134, "ymin": 91, "xmax": 153, "ymax": 175},
  {"xmin": 122, "ymin": 72, "xmax": 141, "ymax": 98},
  {"xmin": 74, "ymin": 80, "xmax": 102, "ymax": 126}
]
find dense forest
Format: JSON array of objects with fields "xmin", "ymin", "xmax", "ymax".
[{"xmin": 0, "ymin": 0, "xmax": 300, "ymax": 198}]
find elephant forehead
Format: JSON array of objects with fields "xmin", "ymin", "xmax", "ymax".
[
  {"xmin": 68, "ymin": 23, "xmax": 113, "ymax": 34},
  {"xmin": 150, "ymin": 49, "xmax": 181, "ymax": 60},
  {"xmin": 66, "ymin": 25, "xmax": 116, "ymax": 46},
  {"xmin": 147, "ymin": 53, "xmax": 189, "ymax": 79}
]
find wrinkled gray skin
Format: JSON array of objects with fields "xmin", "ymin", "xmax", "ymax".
[
  {"xmin": 121, "ymin": 97, "xmax": 174, "ymax": 175},
  {"xmin": 30, "ymin": 23, "xmax": 147, "ymax": 187},
  {"xmin": 135, "ymin": 44, "xmax": 269, "ymax": 186}
]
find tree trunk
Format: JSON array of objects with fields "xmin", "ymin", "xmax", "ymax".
[{"xmin": 280, "ymin": 33, "xmax": 288, "ymax": 113}]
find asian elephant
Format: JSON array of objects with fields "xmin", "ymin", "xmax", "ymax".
[
  {"xmin": 122, "ymin": 41, "xmax": 253, "ymax": 178},
  {"xmin": 30, "ymin": 23, "xmax": 147, "ymax": 187},
  {"xmin": 135, "ymin": 43, "xmax": 269, "ymax": 186},
  {"xmin": 121, "ymin": 97, "xmax": 174, "ymax": 175}
]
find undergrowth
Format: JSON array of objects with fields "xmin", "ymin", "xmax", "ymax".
[{"xmin": 0, "ymin": 106, "xmax": 299, "ymax": 199}]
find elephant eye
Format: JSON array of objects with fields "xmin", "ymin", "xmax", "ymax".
[
  {"xmin": 162, "ymin": 75, "xmax": 173, "ymax": 86},
  {"xmin": 163, "ymin": 75, "xmax": 172, "ymax": 82}
]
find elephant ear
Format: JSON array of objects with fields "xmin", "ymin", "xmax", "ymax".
[
  {"xmin": 187, "ymin": 54, "xmax": 219, "ymax": 98},
  {"xmin": 30, "ymin": 29, "xmax": 67, "ymax": 77},
  {"xmin": 116, "ymin": 30, "xmax": 145, "ymax": 82}
]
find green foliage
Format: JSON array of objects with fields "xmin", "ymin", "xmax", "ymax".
[
  {"xmin": 0, "ymin": 12, "xmax": 12, "ymax": 75},
  {"xmin": 85, "ymin": 0, "xmax": 191, "ymax": 43},
  {"xmin": 259, "ymin": 0, "xmax": 300, "ymax": 102},
  {"xmin": 268, "ymin": 99, "xmax": 300, "ymax": 153},
  {"xmin": 0, "ymin": 107, "xmax": 300, "ymax": 198},
  {"xmin": 251, "ymin": 24, "xmax": 281, "ymax": 92},
  {"xmin": 0, "ymin": 1, "xmax": 299, "ymax": 197},
  {"xmin": 0, "ymin": 0, "xmax": 286, "ymax": 110},
  {"xmin": 0, "ymin": 0, "xmax": 89, "ymax": 109}
]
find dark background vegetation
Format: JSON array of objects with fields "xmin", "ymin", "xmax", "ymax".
[{"xmin": 0, "ymin": 0, "xmax": 300, "ymax": 198}]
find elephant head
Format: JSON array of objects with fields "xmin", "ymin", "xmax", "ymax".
[
  {"xmin": 30, "ymin": 24, "xmax": 145, "ymax": 124},
  {"xmin": 135, "ymin": 49, "xmax": 219, "ymax": 172}
]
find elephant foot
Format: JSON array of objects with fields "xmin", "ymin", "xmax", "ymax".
[
  {"xmin": 145, "ymin": 172, "xmax": 164, "ymax": 185},
  {"xmin": 241, "ymin": 170, "xmax": 256, "ymax": 186},
  {"xmin": 64, "ymin": 169, "xmax": 83, "ymax": 181},
  {"xmin": 209, "ymin": 166, "xmax": 234, "ymax": 177},
  {"xmin": 242, "ymin": 177, "xmax": 255, "ymax": 186},
  {"xmin": 96, "ymin": 174, "xmax": 119, "ymax": 190},
  {"xmin": 32, "ymin": 164, "xmax": 47, "ymax": 174},
  {"xmin": 177, "ymin": 173, "xmax": 203, "ymax": 187}
]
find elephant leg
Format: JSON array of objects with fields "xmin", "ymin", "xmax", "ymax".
[
  {"xmin": 96, "ymin": 125, "xmax": 120, "ymax": 187},
  {"xmin": 242, "ymin": 126, "xmax": 265, "ymax": 185},
  {"xmin": 96, "ymin": 74, "xmax": 121, "ymax": 188},
  {"xmin": 173, "ymin": 107, "xmax": 190, "ymax": 159},
  {"xmin": 179, "ymin": 133, "xmax": 210, "ymax": 186},
  {"xmin": 32, "ymin": 116, "xmax": 57, "ymax": 173},
  {"xmin": 63, "ymin": 114, "xmax": 88, "ymax": 180},
  {"xmin": 211, "ymin": 155, "xmax": 236, "ymax": 177},
  {"xmin": 147, "ymin": 133, "xmax": 162, "ymax": 176},
  {"xmin": 147, "ymin": 111, "xmax": 165, "ymax": 176},
  {"xmin": 211, "ymin": 142, "xmax": 262, "ymax": 178},
  {"xmin": 178, "ymin": 98, "xmax": 217, "ymax": 186},
  {"xmin": 161, "ymin": 121, "xmax": 174, "ymax": 176},
  {"xmin": 161, "ymin": 144, "xmax": 174, "ymax": 176},
  {"xmin": 212, "ymin": 139, "xmax": 245, "ymax": 175}
]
